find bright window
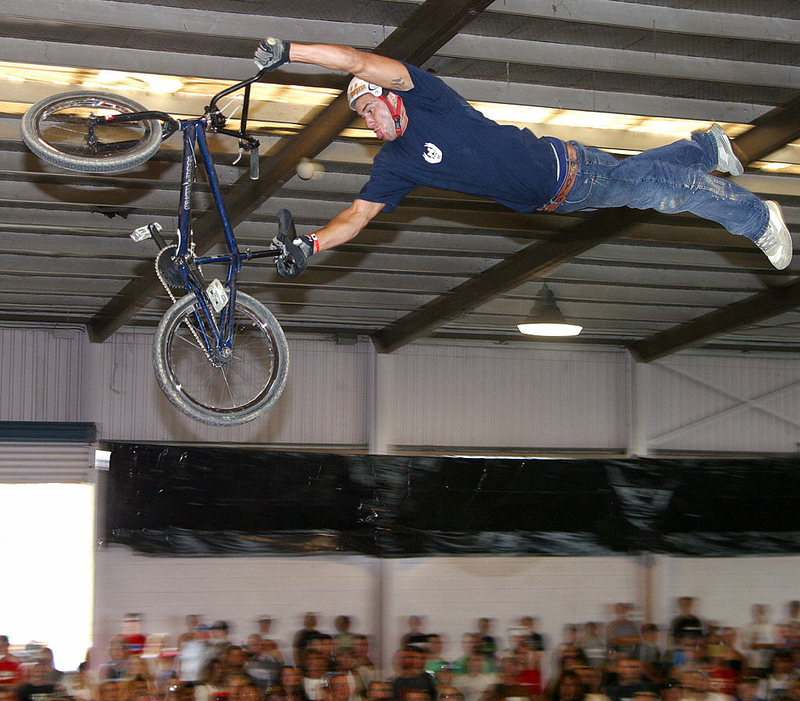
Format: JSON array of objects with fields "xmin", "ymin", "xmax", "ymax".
[{"xmin": 0, "ymin": 483, "xmax": 94, "ymax": 670}]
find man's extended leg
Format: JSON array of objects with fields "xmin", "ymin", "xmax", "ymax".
[{"xmin": 555, "ymin": 135, "xmax": 792, "ymax": 268}]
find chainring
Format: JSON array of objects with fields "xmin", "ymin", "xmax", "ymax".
[{"xmin": 155, "ymin": 244, "xmax": 185, "ymax": 288}]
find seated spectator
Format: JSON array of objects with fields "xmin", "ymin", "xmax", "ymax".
[
  {"xmin": 437, "ymin": 687, "xmax": 464, "ymax": 701},
  {"xmin": 401, "ymin": 619, "xmax": 430, "ymax": 651},
  {"xmin": 329, "ymin": 673, "xmax": 358, "ymax": 701},
  {"xmin": 669, "ymin": 599, "xmax": 705, "ymax": 648},
  {"xmin": 294, "ymin": 614, "xmax": 322, "ymax": 670},
  {"xmin": 16, "ymin": 660, "xmax": 65, "ymax": 701},
  {"xmin": 154, "ymin": 652, "xmax": 179, "ymax": 699},
  {"xmin": 125, "ymin": 675, "xmax": 157, "ymax": 701},
  {"xmin": 102, "ymin": 637, "xmax": 131, "ymax": 681},
  {"xmin": 454, "ymin": 654, "xmax": 496, "ymax": 701},
  {"xmin": 125, "ymin": 655, "xmax": 154, "ymax": 683},
  {"xmin": 678, "ymin": 669, "xmax": 732, "ymax": 701},
  {"xmin": 757, "ymin": 651, "xmax": 795, "ymax": 701},
  {"xmin": 481, "ymin": 655, "xmax": 534, "ymax": 701},
  {"xmin": 277, "ymin": 666, "xmax": 309, "ymax": 701},
  {"xmin": 548, "ymin": 670, "xmax": 586, "ymax": 701},
  {"xmin": 225, "ymin": 647, "xmax": 252, "ymax": 684},
  {"xmin": 519, "ymin": 618, "xmax": 547, "ymax": 665},
  {"xmin": 426, "ymin": 636, "xmax": 450, "ymax": 676},
  {"xmin": 476, "ymin": 620, "xmax": 499, "ymax": 664},
  {"xmin": 746, "ymin": 606, "xmax": 774, "ymax": 679},
  {"xmin": 574, "ymin": 666, "xmax": 609, "ymax": 701},
  {"xmin": 123, "ymin": 614, "xmax": 148, "ymax": 657},
  {"xmin": 365, "ymin": 681, "xmax": 394, "ymax": 701},
  {"xmin": 97, "ymin": 680, "xmax": 125, "ymax": 701},
  {"xmin": 516, "ymin": 650, "xmax": 543, "ymax": 699},
  {"xmin": 307, "ymin": 637, "xmax": 335, "ymax": 673},
  {"xmin": 353, "ymin": 636, "xmax": 376, "ymax": 692},
  {"xmin": 35, "ymin": 648, "xmax": 63, "ymax": 686},
  {"xmin": 707, "ymin": 656, "xmax": 740, "ymax": 697},
  {"xmin": 734, "ymin": 678, "xmax": 766, "ymax": 701},
  {"xmin": 334, "ymin": 648, "xmax": 366, "ymax": 701},
  {"xmin": 246, "ymin": 636, "xmax": 282, "ymax": 692},
  {"xmin": 579, "ymin": 624, "xmax": 607, "ymax": 672},
  {"xmin": 391, "ymin": 647, "xmax": 437, "ymax": 701},
  {"xmin": 63, "ymin": 662, "xmax": 93, "ymax": 701},
  {"xmin": 453, "ymin": 636, "xmax": 484, "ymax": 677},
  {"xmin": 303, "ymin": 653, "xmax": 330, "ymax": 701},
  {"xmin": 234, "ymin": 681, "xmax": 264, "ymax": 701},
  {"xmin": 0, "ymin": 636, "xmax": 22, "ymax": 689},
  {"xmin": 605, "ymin": 658, "xmax": 654, "ymax": 701},
  {"xmin": 782, "ymin": 679, "xmax": 800, "ymax": 701},
  {"xmin": 632, "ymin": 625, "xmax": 664, "ymax": 684},
  {"xmin": 335, "ymin": 618, "xmax": 357, "ymax": 656},
  {"xmin": 194, "ymin": 658, "xmax": 227, "ymax": 701},
  {"xmin": 607, "ymin": 605, "xmax": 640, "ymax": 660}
]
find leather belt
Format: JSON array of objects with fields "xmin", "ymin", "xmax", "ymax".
[{"xmin": 539, "ymin": 141, "xmax": 578, "ymax": 212}]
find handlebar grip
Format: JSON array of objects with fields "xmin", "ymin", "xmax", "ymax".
[
  {"xmin": 278, "ymin": 208, "xmax": 297, "ymax": 239},
  {"xmin": 249, "ymin": 143, "xmax": 260, "ymax": 180}
]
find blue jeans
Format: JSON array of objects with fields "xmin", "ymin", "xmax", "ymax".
[{"xmin": 556, "ymin": 131, "xmax": 768, "ymax": 241}]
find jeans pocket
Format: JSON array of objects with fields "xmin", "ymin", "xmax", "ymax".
[{"xmin": 560, "ymin": 174, "xmax": 594, "ymax": 210}]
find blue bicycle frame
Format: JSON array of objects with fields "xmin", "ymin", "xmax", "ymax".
[{"xmin": 163, "ymin": 72, "xmax": 279, "ymax": 362}]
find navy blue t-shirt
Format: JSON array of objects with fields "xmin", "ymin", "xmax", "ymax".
[{"xmin": 358, "ymin": 63, "xmax": 560, "ymax": 213}]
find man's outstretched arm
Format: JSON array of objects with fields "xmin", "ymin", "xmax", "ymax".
[
  {"xmin": 313, "ymin": 199, "xmax": 386, "ymax": 252},
  {"xmin": 256, "ymin": 38, "xmax": 415, "ymax": 93}
]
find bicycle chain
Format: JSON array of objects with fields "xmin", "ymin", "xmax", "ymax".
[{"xmin": 155, "ymin": 244, "xmax": 212, "ymax": 361}]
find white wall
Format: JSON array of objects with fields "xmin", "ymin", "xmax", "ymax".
[
  {"xmin": 93, "ymin": 547, "xmax": 800, "ymax": 677},
  {"xmin": 94, "ymin": 547, "xmax": 381, "ymax": 668}
]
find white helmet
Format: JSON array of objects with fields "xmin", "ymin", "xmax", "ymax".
[{"xmin": 347, "ymin": 77, "xmax": 383, "ymax": 110}]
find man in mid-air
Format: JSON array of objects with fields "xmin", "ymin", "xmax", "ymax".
[{"xmin": 256, "ymin": 38, "xmax": 792, "ymax": 272}]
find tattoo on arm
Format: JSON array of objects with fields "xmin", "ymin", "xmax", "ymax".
[{"xmin": 390, "ymin": 77, "xmax": 409, "ymax": 89}]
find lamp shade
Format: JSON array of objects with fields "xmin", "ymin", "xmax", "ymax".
[{"xmin": 517, "ymin": 284, "xmax": 583, "ymax": 337}]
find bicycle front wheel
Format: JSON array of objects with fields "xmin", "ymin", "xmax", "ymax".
[
  {"xmin": 153, "ymin": 292, "xmax": 290, "ymax": 426},
  {"xmin": 21, "ymin": 91, "xmax": 163, "ymax": 172}
]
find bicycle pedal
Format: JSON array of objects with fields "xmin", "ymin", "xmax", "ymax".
[
  {"xmin": 206, "ymin": 279, "xmax": 229, "ymax": 313},
  {"xmin": 131, "ymin": 221, "xmax": 163, "ymax": 242}
]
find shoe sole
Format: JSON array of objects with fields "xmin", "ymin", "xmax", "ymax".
[
  {"xmin": 763, "ymin": 201, "xmax": 792, "ymax": 270},
  {"xmin": 709, "ymin": 123, "xmax": 744, "ymax": 176}
]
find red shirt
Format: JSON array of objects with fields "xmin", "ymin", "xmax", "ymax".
[
  {"xmin": 0, "ymin": 656, "xmax": 22, "ymax": 686},
  {"xmin": 517, "ymin": 669, "xmax": 543, "ymax": 695}
]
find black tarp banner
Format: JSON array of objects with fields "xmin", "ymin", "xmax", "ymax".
[{"xmin": 105, "ymin": 443, "xmax": 800, "ymax": 557}]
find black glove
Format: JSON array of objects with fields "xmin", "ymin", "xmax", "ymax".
[
  {"xmin": 274, "ymin": 233, "xmax": 307, "ymax": 279},
  {"xmin": 254, "ymin": 37, "xmax": 291, "ymax": 71}
]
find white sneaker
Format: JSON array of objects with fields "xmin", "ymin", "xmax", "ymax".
[
  {"xmin": 707, "ymin": 123, "xmax": 744, "ymax": 176},
  {"xmin": 754, "ymin": 201, "xmax": 792, "ymax": 270}
]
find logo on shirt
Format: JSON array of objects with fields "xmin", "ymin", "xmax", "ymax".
[{"xmin": 422, "ymin": 142, "xmax": 442, "ymax": 164}]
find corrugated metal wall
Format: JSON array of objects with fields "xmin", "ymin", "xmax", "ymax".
[
  {"xmin": 1, "ymin": 326, "xmax": 799, "ymax": 455},
  {"xmin": 0, "ymin": 442, "xmax": 95, "ymax": 482},
  {"xmin": 0, "ymin": 326, "xmax": 86, "ymax": 421},
  {"xmin": 88, "ymin": 333, "xmax": 372, "ymax": 446},
  {"xmin": 389, "ymin": 345, "xmax": 629, "ymax": 452},
  {"xmin": 646, "ymin": 354, "xmax": 800, "ymax": 454}
]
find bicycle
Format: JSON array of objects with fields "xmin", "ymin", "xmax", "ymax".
[{"xmin": 20, "ymin": 66, "xmax": 308, "ymax": 426}]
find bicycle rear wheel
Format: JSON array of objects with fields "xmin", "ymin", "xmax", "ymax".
[
  {"xmin": 153, "ymin": 292, "xmax": 289, "ymax": 426},
  {"xmin": 21, "ymin": 91, "xmax": 163, "ymax": 172}
]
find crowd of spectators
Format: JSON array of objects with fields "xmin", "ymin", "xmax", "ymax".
[{"xmin": 3, "ymin": 599, "xmax": 800, "ymax": 701}]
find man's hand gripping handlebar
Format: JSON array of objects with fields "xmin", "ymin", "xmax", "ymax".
[
  {"xmin": 273, "ymin": 208, "xmax": 317, "ymax": 279},
  {"xmin": 254, "ymin": 38, "xmax": 291, "ymax": 71}
]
